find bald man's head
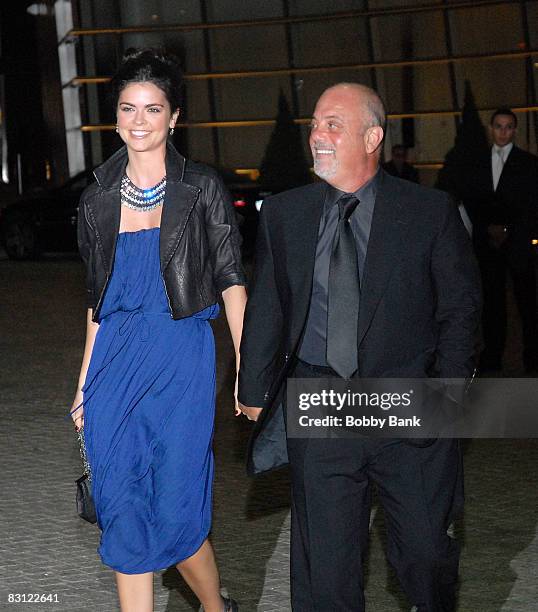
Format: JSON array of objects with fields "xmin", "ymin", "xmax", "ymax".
[
  {"xmin": 324, "ymin": 83, "xmax": 387, "ymax": 133},
  {"xmin": 309, "ymin": 83, "xmax": 386, "ymax": 192}
]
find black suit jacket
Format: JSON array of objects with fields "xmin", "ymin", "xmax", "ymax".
[
  {"xmin": 464, "ymin": 145, "xmax": 538, "ymax": 256},
  {"xmin": 238, "ymin": 170, "xmax": 481, "ymax": 474}
]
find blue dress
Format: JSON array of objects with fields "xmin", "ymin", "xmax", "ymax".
[{"xmin": 82, "ymin": 228, "xmax": 219, "ymax": 574}]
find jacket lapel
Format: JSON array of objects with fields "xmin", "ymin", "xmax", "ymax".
[
  {"xmin": 358, "ymin": 172, "xmax": 409, "ymax": 346},
  {"xmin": 160, "ymin": 143, "xmax": 201, "ymax": 269},
  {"xmin": 159, "ymin": 179, "xmax": 200, "ymax": 268},
  {"xmin": 89, "ymin": 147, "xmax": 127, "ymax": 273},
  {"xmin": 92, "ymin": 190, "xmax": 121, "ymax": 274},
  {"xmin": 496, "ymin": 145, "xmax": 518, "ymax": 192},
  {"xmin": 287, "ymin": 182, "xmax": 327, "ymax": 341}
]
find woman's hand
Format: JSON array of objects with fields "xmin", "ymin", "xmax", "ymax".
[
  {"xmin": 237, "ymin": 402, "xmax": 263, "ymax": 422},
  {"xmin": 72, "ymin": 309, "xmax": 99, "ymax": 432},
  {"xmin": 234, "ymin": 372, "xmax": 241, "ymax": 416},
  {"xmin": 71, "ymin": 389, "xmax": 84, "ymax": 432}
]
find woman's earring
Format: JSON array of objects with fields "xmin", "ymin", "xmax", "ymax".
[
  {"xmin": 115, "ymin": 125, "xmax": 119, "ymax": 133},
  {"xmin": 169, "ymin": 127, "xmax": 174, "ymax": 136}
]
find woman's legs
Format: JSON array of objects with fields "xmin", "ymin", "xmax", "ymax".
[
  {"xmin": 115, "ymin": 571, "xmax": 153, "ymax": 612},
  {"xmin": 176, "ymin": 538, "xmax": 223, "ymax": 612},
  {"xmin": 114, "ymin": 539, "xmax": 223, "ymax": 612}
]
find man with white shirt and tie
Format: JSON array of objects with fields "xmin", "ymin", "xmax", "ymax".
[{"xmin": 466, "ymin": 107, "xmax": 538, "ymax": 372}]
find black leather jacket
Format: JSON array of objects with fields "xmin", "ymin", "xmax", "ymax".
[{"xmin": 77, "ymin": 143, "xmax": 246, "ymax": 321}]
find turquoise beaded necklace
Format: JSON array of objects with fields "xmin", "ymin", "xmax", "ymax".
[{"xmin": 120, "ymin": 174, "xmax": 166, "ymax": 211}]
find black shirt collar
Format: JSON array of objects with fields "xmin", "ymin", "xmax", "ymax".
[{"xmin": 323, "ymin": 169, "xmax": 380, "ymax": 213}]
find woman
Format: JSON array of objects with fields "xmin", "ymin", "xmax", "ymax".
[{"xmin": 71, "ymin": 48, "xmax": 246, "ymax": 612}]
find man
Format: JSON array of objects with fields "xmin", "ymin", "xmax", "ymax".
[
  {"xmin": 382, "ymin": 143, "xmax": 419, "ymax": 183},
  {"xmin": 464, "ymin": 107, "xmax": 538, "ymax": 372},
  {"xmin": 238, "ymin": 83, "xmax": 481, "ymax": 611}
]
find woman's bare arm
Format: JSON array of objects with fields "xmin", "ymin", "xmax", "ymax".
[
  {"xmin": 221, "ymin": 284, "xmax": 247, "ymax": 415},
  {"xmin": 71, "ymin": 309, "xmax": 100, "ymax": 430}
]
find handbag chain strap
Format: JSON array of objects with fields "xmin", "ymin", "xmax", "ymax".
[{"xmin": 77, "ymin": 428, "xmax": 92, "ymax": 480}]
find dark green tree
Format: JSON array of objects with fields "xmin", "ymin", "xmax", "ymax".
[
  {"xmin": 436, "ymin": 80, "xmax": 489, "ymax": 201},
  {"xmin": 258, "ymin": 90, "xmax": 311, "ymax": 193}
]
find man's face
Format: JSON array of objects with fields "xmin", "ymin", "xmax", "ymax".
[
  {"xmin": 309, "ymin": 87, "xmax": 369, "ymax": 188},
  {"xmin": 490, "ymin": 114, "xmax": 516, "ymax": 147}
]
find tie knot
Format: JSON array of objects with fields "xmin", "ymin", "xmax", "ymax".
[{"xmin": 338, "ymin": 195, "xmax": 359, "ymax": 221}]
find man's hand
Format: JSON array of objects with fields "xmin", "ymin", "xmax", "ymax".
[
  {"xmin": 487, "ymin": 224, "xmax": 508, "ymax": 249},
  {"xmin": 237, "ymin": 402, "xmax": 263, "ymax": 422}
]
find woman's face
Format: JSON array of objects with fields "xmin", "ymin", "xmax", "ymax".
[{"xmin": 116, "ymin": 81, "xmax": 179, "ymax": 154}]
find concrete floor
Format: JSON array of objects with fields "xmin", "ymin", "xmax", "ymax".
[{"xmin": 0, "ymin": 252, "xmax": 537, "ymax": 611}]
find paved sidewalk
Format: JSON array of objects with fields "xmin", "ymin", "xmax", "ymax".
[{"xmin": 1, "ymin": 255, "xmax": 537, "ymax": 611}]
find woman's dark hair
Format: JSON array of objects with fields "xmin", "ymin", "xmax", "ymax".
[{"xmin": 110, "ymin": 48, "xmax": 183, "ymax": 112}]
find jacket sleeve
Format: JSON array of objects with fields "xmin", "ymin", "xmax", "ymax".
[
  {"xmin": 77, "ymin": 197, "xmax": 96, "ymax": 309},
  {"xmin": 238, "ymin": 200, "xmax": 284, "ymax": 407},
  {"xmin": 432, "ymin": 194, "xmax": 482, "ymax": 377},
  {"xmin": 204, "ymin": 174, "xmax": 247, "ymax": 293}
]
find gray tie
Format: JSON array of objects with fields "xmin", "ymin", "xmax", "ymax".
[{"xmin": 326, "ymin": 195, "xmax": 360, "ymax": 379}]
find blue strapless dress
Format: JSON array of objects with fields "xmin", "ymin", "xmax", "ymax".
[{"xmin": 82, "ymin": 228, "xmax": 219, "ymax": 574}]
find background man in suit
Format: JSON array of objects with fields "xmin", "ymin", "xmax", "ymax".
[
  {"xmin": 465, "ymin": 107, "xmax": 538, "ymax": 372},
  {"xmin": 238, "ymin": 83, "xmax": 481, "ymax": 611},
  {"xmin": 382, "ymin": 143, "xmax": 419, "ymax": 183}
]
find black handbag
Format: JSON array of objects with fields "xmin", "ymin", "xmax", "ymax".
[
  {"xmin": 75, "ymin": 429, "xmax": 97, "ymax": 524},
  {"xmin": 76, "ymin": 473, "xmax": 97, "ymax": 524}
]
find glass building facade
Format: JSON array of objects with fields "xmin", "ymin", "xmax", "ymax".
[{"xmin": 8, "ymin": 1, "xmax": 538, "ymax": 186}]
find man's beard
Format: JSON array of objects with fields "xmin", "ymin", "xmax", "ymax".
[{"xmin": 313, "ymin": 156, "xmax": 339, "ymax": 180}]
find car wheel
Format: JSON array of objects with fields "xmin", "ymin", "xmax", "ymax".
[{"xmin": 3, "ymin": 220, "xmax": 39, "ymax": 260}]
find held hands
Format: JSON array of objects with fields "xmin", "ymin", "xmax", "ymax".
[
  {"xmin": 233, "ymin": 370, "xmax": 262, "ymax": 421},
  {"xmin": 237, "ymin": 402, "xmax": 263, "ymax": 421},
  {"xmin": 234, "ymin": 372, "xmax": 241, "ymax": 416}
]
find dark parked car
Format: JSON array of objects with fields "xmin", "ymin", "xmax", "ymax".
[
  {"xmin": 0, "ymin": 172, "xmax": 93, "ymax": 260},
  {"xmin": 222, "ymin": 173, "xmax": 270, "ymax": 258},
  {"xmin": 0, "ymin": 169, "xmax": 269, "ymax": 260}
]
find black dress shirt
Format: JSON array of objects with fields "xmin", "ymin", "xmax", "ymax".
[{"xmin": 298, "ymin": 171, "xmax": 378, "ymax": 366}]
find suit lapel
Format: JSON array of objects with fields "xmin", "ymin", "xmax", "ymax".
[
  {"xmin": 293, "ymin": 182, "xmax": 327, "ymax": 270},
  {"xmin": 286, "ymin": 182, "xmax": 327, "ymax": 340},
  {"xmin": 487, "ymin": 149, "xmax": 495, "ymax": 192},
  {"xmin": 496, "ymin": 145, "xmax": 518, "ymax": 192},
  {"xmin": 358, "ymin": 172, "xmax": 409, "ymax": 346}
]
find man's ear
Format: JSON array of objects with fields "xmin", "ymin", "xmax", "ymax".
[{"xmin": 365, "ymin": 126, "xmax": 384, "ymax": 154}]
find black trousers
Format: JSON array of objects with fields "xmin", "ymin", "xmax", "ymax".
[
  {"xmin": 478, "ymin": 246, "xmax": 537, "ymax": 371},
  {"xmin": 287, "ymin": 360, "xmax": 462, "ymax": 611}
]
